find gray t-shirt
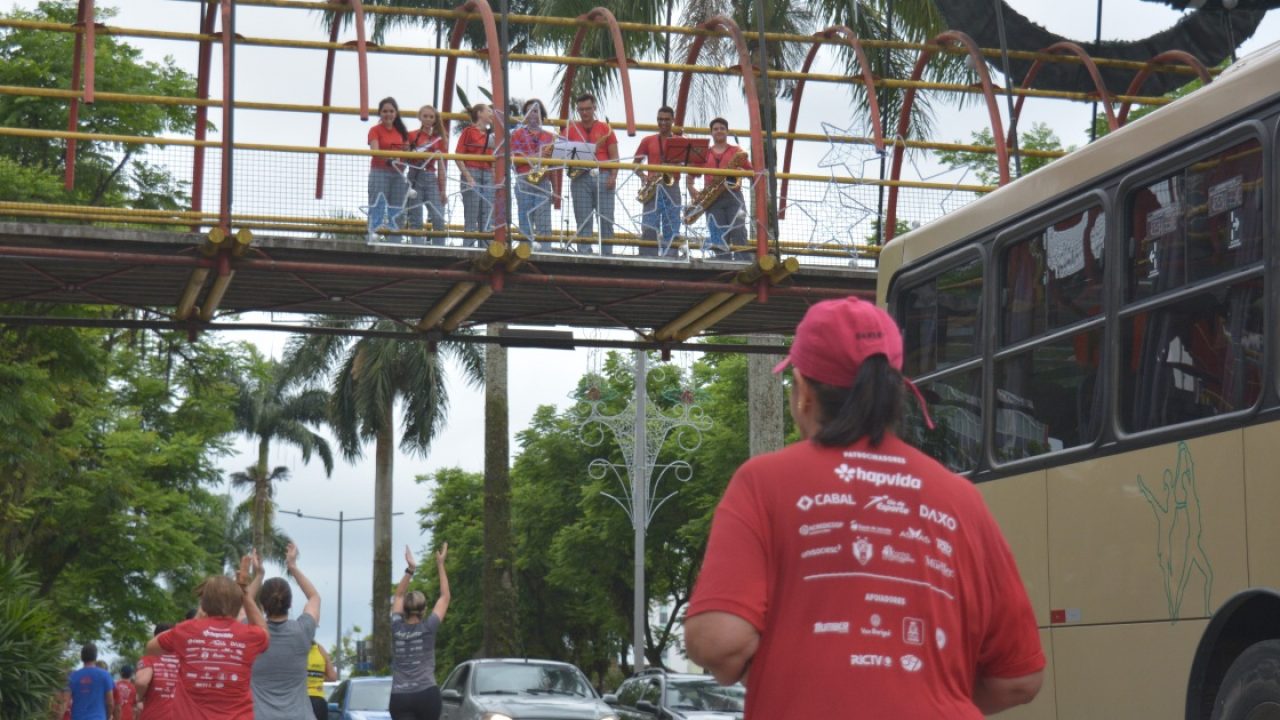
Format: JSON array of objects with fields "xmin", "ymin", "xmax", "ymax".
[
  {"xmin": 251, "ymin": 612, "xmax": 318, "ymax": 720},
  {"xmin": 391, "ymin": 612, "xmax": 441, "ymax": 693}
]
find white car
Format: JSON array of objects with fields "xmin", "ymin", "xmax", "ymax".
[{"xmin": 439, "ymin": 658, "xmax": 618, "ymax": 720}]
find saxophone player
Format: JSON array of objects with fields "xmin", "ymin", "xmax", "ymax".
[
  {"xmin": 510, "ymin": 98, "xmax": 556, "ymax": 249},
  {"xmin": 567, "ymin": 93, "xmax": 619, "ymax": 255},
  {"xmin": 633, "ymin": 106, "xmax": 681, "ymax": 258},
  {"xmin": 686, "ymin": 117, "xmax": 751, "ymax": 260}
]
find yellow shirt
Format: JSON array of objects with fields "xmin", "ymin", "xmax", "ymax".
[{"xmin": 306, "ymin": 644, "xmax": 326, "ymax": 698}]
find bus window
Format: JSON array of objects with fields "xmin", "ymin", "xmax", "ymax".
[
  {"xmin": 1001, "ymin": 207, "xmax": 1105, "ymax": 346},
  {"xmin": 903, "ymin": 367, "xmax": 982, "ymax": 473},
  {"xmin": 1121, "ymin": 280, "xmax": 1263, "ymax": 432},
  {"xmin": 1127, "ymin": 139, "xmax": 1263, "ymax": 301},
  {"xmin": 900, "ymin": 257, "xmax": 983, "ymax": 377},
  {"xmin": 994, "ymin": 328, "xmax": 1102, "ymax": 462}
]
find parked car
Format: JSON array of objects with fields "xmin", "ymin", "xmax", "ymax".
[
  {"xmin": 439, "ymin": 658, "xmax": 618, "ymax": 720},
  {"xmin": 606, "ymin": 669, "xmax": 745, "ymax": 720},
  {"xmin": 327, "ymin": 676, "xmax": 393, "ymax": 720}
]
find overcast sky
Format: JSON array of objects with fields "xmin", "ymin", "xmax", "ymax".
[{"xmin": 6, "ymin": 0, "xmax": 1280, "ymax": 667}]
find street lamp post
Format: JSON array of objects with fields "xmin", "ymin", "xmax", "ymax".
[
  {"xmin": 285, "ymin": 508, "xmax": 404, "ymax": 675},
  {"xmin": 577, "ymin": 351, "xmax": 710, "ymax": 672}
]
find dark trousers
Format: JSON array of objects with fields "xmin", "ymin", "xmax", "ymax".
[{"xmin": 390, "ymin": 686, "xmax": 443, "ymax": 720}]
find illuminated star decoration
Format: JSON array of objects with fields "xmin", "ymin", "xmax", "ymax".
[
  {"xmin": 817, "ymin": 119, "xmax": 883, "ymax": 181},
  {"xmin": 391, "ymin": 158, "xmax": 449, "ymax": 244},
  {"xmin": 361, "ymin": 192, "xmax": 405, "ymax": 243},
  {"xmin": 904, "ymin": 132, "xmax": 976, "ymax": 221}
]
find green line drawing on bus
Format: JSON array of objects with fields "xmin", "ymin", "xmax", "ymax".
[{"xmin": 1137, "ymin": 442, "xmax": 1214, "ymax": 620}]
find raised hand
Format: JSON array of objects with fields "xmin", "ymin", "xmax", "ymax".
[
  {"xmin": 404, "ymin": 545, "xmax": 417, "ymax": 573},
  {"xmin": 436, "ymin": 542, "xmax": 448, "ymax": 567}
]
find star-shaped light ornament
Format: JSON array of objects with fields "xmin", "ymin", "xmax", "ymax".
[
  {"xmin": 361, "ymin": 192, "xmax": 405, "ymax": 243},
  {"xmin": 904, "ymin": 137, "xmax": 977, "ymax": 221},
  {"xmin": 817, "ymin": 119, "xmax": 884, "ymax": 181}
]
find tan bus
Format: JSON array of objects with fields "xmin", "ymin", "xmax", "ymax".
[{"xmin": 876, "ymin": 41, "xmax": 1280, "ymax": 720}]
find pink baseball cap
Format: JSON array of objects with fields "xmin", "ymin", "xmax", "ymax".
[{"xmin": 774, "ymin": 296, "xmax": 933, "ymax": 428}]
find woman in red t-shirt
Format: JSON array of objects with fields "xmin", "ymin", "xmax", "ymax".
[
  {"xmin": 144, "ymin": 558, "xmax": 269, "ymax": 720},
  {"xmin": 406, "ymin": 104, "xmax": 447, "ymax": 243},
  {"xmin": 368, "ymin": 97, "xmax": 411, "ymax": 230},
  {"xmin": 454, "ymin": 103, "xmax": 496, "ymax": 247}
]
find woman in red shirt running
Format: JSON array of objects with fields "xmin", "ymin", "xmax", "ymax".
[{"xmin": 368, "ymin": 97, "xmax": 411, "ymax": 230}]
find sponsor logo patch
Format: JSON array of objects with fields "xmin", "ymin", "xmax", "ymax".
[
  {"xmin": 919, "ymin": 504, "xmax": 958, "ymax": 531},
  {"xmin": 899, "ymin": 527, "xmax": 930, "ymax": 544},
  {"xmin": 850, "ymin": 654, "xmax": 894, "ymax": 668},
  {"xmin": 801, "ymin": 544, "xmax": 842, "ymax": 559},
  {"xmin": 797, "ymin": 493, "xmax": 857, "ymax": 511},
  {"xmin": 800, "ymin": 521, "xmax": 844, "ymax": 537},
  {"xmin": 935, "ymin": 537, "xmax": 953, "ymax": 557},
  {"xmin": 925, "ymin": 556, "xmax": 955, "ymax": 579},
  {"xmin": 865, "ymin": 495, "xmax": 911, "ymax": 515},
  {"xmin": 900, "ymin": 654, "xmax": 923, "ymax": 673},
  {"xmin": 935, "ymin": 628, "xmax": 948, "ymax": 650},
  {"xmin": 850, "ymin": 466, "xmax": 923, "ymax": 489},
  {"xmin": 852, "ymin": 537, "xmax": 874, "ymax": 566},
  {"xmin": 881, "ymin": 544, "xmax": 914, "ymax": 564},
  {"xmin": 903, "ymin": 618, "xmax": 924, "ymax": 646},
  {"xmin": 865, "ymin": 593, "xmax": 907, "ymax": 607},
  {"xmin": 813, "ymin": 621, "xmax": 850, "ymax": 635},
  {"xmin": 850, "ymin": 521, "xmax": 892, "ymax": 536}
]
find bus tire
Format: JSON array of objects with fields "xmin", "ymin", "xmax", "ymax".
[{"xmin": 1211, "ymin": 639, "xmax": 1280, "ymax": 720}]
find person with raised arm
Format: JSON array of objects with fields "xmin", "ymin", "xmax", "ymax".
[
  {"xmin": 146, "ymin": 555, "xmax": 269, "ymax": 720},
  {"xmin": 388, "ymin": 543, "xmax": 450, "ymax": 720},
  {"xmin": 252, "ymin": 543, "xmax": 323, "ymax": 720}
]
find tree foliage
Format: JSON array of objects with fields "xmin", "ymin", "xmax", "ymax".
[
  {"xmin": 415, "ymin": 348, "xmax": 783, "ymax": 684},
  {"xmin": 0, "ymin": 1, "xmax": 199, "ymax": 210},
  {"xmin": 0, "ymin": 556, "xmax": 66, "ymax": 720},
  {"xmin": 935, "ymin": 121, "xmax": 1069, "ymax": 187},
  {"xmin": 0, "ymin": 312, "xmax": 250, "ymax": 653}
]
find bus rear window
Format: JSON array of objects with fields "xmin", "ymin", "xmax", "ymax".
[
  {"xmin": 994, "ymin": 327, "xmax": 1102, "ymax": 462},
  {"xmin": 1121, "ymin": 279, "xmax": 1264, "ymax": 432},
  {"xmin": 900, "ymin": 257, "xmax": 983, "ymax": 377},
  {"xmin": 1001, "ymin": 207, "xmax": 1105, "ymax": 346},
  {"xmin": 1127, "ymin": 139, "xmax": 1263, "ymax": 301},
  {"xmin": 903, "ymin": 368, "xmax": 982, "ymax": 473}
]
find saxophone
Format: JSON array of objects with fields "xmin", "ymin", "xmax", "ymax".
[
  {"xmin": 636, "ymin": 171, "xmax": 676, "ymax": 203},
  {"xmin": 684, "ymin": 150, "xmax": 748, "ymax": 223},
  {"xmin": 568, "ymin": 121, "xmax": 611, "ymax": 180},
  {"xmin": 525, "ymin": 142, "xmax": 554, "ymax": 185}
]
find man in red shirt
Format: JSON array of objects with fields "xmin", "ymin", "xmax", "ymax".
[
  {"xmin": 685, "ymin": 118, "xmax": 750, "ymax": 260},
  {"xmin": 633, "ymin": 106, "xmax": 682, "ymax": 257},
  {"xmin": 566, "ymin": 93, "xmax": 618, "ymax": 255},
  {"xmin": 685, "ymin": 297, "xmax": 1044, "ymax": 719},
  {"xmin": 135, "ymin": 623, "xmax": 180, "ymax": 720},
  {"xmin": 144, "ymin": 558, "xmax": 269, "ymax": 720},
  {"xmin": 113, "ymin": 666, "xmax": 137, "ymax": 720}
]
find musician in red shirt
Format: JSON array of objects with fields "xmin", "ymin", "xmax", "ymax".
[
  {"xmin": 685, "ymin": 117, "xmax": 750, "ymax": 260},
  {"xmin": 633, "ymin": 106, "xmax": 682, "ymax": 257},
  {"xmin": 510, "ymin": 98, "xmax": 557, "ymax": 248},
  {"xmin": 454, "ymin": 103, "xmax": 497, "ymax": 247},
  {"xmin": 367, "ymin": 97, "xmax": 411, "ymax": 231},
  {"xmin": 405, "ymin": 104, "xmax": 447, "ymax": 243},
  {"xmin": 566, "ymin": 93, "xmax": 618, "ymax": 255}
]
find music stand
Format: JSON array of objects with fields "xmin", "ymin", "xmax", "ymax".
[{"xmin": 663, "ymin": 136, "xmax": 709, "ymax": 167}]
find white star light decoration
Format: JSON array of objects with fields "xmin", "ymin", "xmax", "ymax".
[
  {"xmin": 361, "ymin": 192, "xmax": 405, "ymax": 243},
  {"xmin": 903, "ymin": 134, "xmax": 975, "ymax": 220}
]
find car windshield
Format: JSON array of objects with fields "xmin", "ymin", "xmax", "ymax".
[
  {"xmin": 473, "ymin": 663, "xmax": 594, "ymax": 697},
  {"xmin": 348, "ymin": 679, "xmax": 393, "ymax": 711},
  {"xmin": 666, "ymin": 678, "xmax": 746, "ymax": 712}
]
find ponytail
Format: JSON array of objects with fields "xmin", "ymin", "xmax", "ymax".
[{"xmin": 810, "ymin": 355, "xmax": 905, "ymax": 448}]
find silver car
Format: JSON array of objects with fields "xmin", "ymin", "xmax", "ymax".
[{"xmin": 439, "ymin": 658, "xmax": 619, "ymax": 720}]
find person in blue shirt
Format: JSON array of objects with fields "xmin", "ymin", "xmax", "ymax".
[{"xmin": 66, "ymin": 643, "xmax": 117, "ymax": 720}]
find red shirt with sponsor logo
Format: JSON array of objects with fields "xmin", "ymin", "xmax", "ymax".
[
  {"xmin": 688, "ymin": 434, "xmax": 1043, "ymax": 720},
  {"xmin": 137, "ymin": 653, "xmax": 181, "ymax": 720},
  {"xmin": 114, "ymin": 679, "xmax": 137, "ymax": 720},
  {"xmin": 156, "ymin": 617, "xmax": 269, "ymax": 720}
]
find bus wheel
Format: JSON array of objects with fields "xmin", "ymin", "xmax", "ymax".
[{"xmin": 1212, "ymin": 639, "xmax": 1280, "ymax": 720}]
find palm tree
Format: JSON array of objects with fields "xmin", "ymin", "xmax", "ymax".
[
  {"xmin": 233, "ymin": 355, "xmax": 335, "ymax": 554},
  {"xmin": 283, "ymin": 316, "xmax": 484, "ymax": 672},
  {"xmin": 214, "ymin": 491, "xmax": 293, "ymax": 573}
]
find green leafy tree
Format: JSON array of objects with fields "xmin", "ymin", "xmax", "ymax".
[
  {"xmin": 232, "ymin": 355, "xmax": 334, "ymax": 554},
  {"xmin": 0, "ymin": 556, "xmax": 65, "ymax": 720},
  {"xmin": 0, "ymin": 1, "xmax": 200, "ymax": 210},
  {"xmin": 936, "ymin": 121, "xmax": 1070, "ymax": 187},
  {"xmin": 284, "ymin": 318, "xmax": 484, "ymax": 672},
  {"xmin": 0, "ymin": 313, "xmax": 251, "ymax": 649},
  {"xmin": 214, "ymin": 490, "xmax": 294, "ymax": 571}
]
